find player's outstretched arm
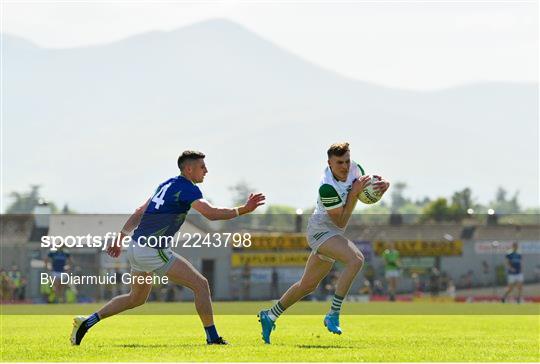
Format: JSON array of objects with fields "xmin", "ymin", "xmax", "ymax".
[
  {"xmin": 107, "ymin": 199, "xmax": 150, "ymax": 258},
  {"xmin": 192, "ymin": 193, "xmax": 266, "ymax": 221}
]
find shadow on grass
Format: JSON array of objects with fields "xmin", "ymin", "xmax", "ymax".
[
  {"xmin": 108, "ymin": 343, "xmax": 196, "ymax": 348},
  {"xmin": 296, "ymin": 344, "xmax": 355, "ymax": 349}
]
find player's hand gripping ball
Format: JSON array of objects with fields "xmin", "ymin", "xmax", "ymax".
[{"xmin": 358, "ymin": 175, "xmax": 386, "ymax": 204}]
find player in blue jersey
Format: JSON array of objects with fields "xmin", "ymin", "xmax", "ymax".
[
  {"xmin": 501, "ymin": 242, "xmax": 523, "ymax": 303},
  {"xmin": 44, "ymin": 247, "xmax": 73, "ymax": 303},
  {"xmin": 71, "ymin": 151, "xmax": 265, "ymax": 345}
]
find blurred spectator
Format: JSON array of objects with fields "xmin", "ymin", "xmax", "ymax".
[
  {"xmin": 502, "ymin": 241, "xmax": 523, "ymax": 303},
  {"xmin": 359, "ymin": 279, "xmax": 372, "ymax": 295},
  {"xmin": 165, "ymin": 284, "xmax": 175, "ymax": 302},
  {"xmin": 65, "ymin": 284, "xmax": 78, "ymax": 303},
  {"xmin": 418, "ymin": 277, "xmax": 427, "ymax": 293},
  {"xmin": 373, "ymin": 279, "xmax": 384, "ymax": 296},
  {"xmin": 40, "ymin": 279, "xmax": 55, "ymax": 303},
  {"xmin": 321, "ymin": 268, "xmax": 339, "ymax": 299},
  {"xmin": 382, "ymin": 242, "xmax": 401, "ymax": 301},
  {"xmin": 363, "ymin": 264, "xmax": 376, "ymax": 288},
  {"xmin": 534, "ymin": 264, "xmax": 540, "ymax": 282},
  {"xmin": 429, "ymin": 267, "xmax": 440, "ymax": 297},
  {"xmin": 411, "ymin": 272, "xmax": 421, "ymax": 296},
  {"xmin": 149, "ymin": 283, "xmax": 162, "ymax": 301},
  {"xmin": 17, "ymin": 277, "xmax": 27, "ymax": 301},
  {"xmin": 7, "ymin": 265, "xmax": 22, "ymax": 302},
  {"xmin": 1, "ymin": 268, "xmax": 12, "ymax": 300},
  {"xmin": 440, "ymin": 271, "xmax": 449, "ymax": 291},
  {"xmin": 446, "ymin": 279, "xmax": 456, "ymax": 299},
  {"xmin": 44, "ymin": 247, "xmax": 73, "ymax": 303},
  {"xmin": 165, "ymin": 284, "xmax": 183, "ymax": 302}
]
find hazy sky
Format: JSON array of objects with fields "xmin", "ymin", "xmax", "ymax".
[
  {"xmin": 2, "ymin": 1, "xmax": 539, "ymax": 213},
  {"xmin": 3, "ymin": 1, "xmax": 538, "ymax": 90}
]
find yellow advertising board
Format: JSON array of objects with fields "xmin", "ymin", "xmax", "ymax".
[
  {"xmin": 244, "ymin": 234, "xmax": 309, "ymax": 250},
  {"xmin": 373, "ymin": 240, "xmax": 463, "ymax": 256},
  {"xmin": 231, "ymin": 253, "xmax": 310, "ymax": 267},
  {"xmin": 237, "ymin": 235, "xmax": 462, "ymax": 257}
]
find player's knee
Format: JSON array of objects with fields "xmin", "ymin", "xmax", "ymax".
[
  {"xmin": 348, "ymin": 252, "xmax": 364, "ymax": 271},
  {"xmin": 194, "ymin": 276, "xmax": 210, "ymax": 294}
]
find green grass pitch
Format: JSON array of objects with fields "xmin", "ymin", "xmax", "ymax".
[{"xmin": 1, "ymin": 302, "xmax": 538, "ymax": 362}]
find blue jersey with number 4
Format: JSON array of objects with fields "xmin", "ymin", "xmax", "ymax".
[{"xmin": 132, "ymin": 176, "xmax": 203, "ymax": 248}]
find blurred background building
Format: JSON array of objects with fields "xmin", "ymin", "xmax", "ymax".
[{"xmin": 1, "ymin": 212, "xmax": 539, "ymax": 303}]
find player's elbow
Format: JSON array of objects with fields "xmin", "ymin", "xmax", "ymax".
[
  {"xmin": 206, "ymin": 214, "xmax": 219, "ymax": 221},
  {"xmin": 202, "ymin": 210, "xmax": 219, "ymax": 221},
  {"xmin": 328, "ymin": 218, "xmax": 342, "ymax": 228},
  {"xmin": 335, "ymin": 221, "xmax": 347, "ymax": 229}
]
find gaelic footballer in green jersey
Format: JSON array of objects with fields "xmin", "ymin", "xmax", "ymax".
[
  {"xmin": 259, "ymin": 142, "xmax": 389, "ymax": 344},
  {"xmin": 383, "ymin": 242, "xmax": 401, "ymax": 301},
  {"xmin": 71, "ymin": 151, "xmax": 265, "ymax": 347}
]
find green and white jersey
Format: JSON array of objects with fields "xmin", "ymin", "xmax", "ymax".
[
  {"xmin": 383, "ymin": 249, "xmax": 400, "ymax": 271},
  {"xmin": 308, "ymin": 161, "xmax": 365, "ymax": 231}
]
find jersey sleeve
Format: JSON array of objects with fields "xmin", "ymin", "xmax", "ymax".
[
  {"xmin": 319, "ymin": 184, "xmax": 343, "ymax": 209},
  {"xmin": 47, "ymin": 252, "xmax": 53, "ymax": 258},
  {"xmin": 180, "ymin": 184, "xmax": 203, "ymax": 204}
]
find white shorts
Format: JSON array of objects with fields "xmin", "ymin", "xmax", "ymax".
[
  {"xmin": 127, "ymin": 243, "xmax": 178, "ymax": 275},
  {"xmin": 507, "ymin": 273, "xmax": 524, "ymax": 284},
  {"xmin": 306, "ymin": 223, "xmax": 344, "ymax": 263},
  {"xmin": 306, "ymin": 224, "xmax": 342, "ymax": 250},
  {"xmin": 385, "ymin": 270, "xmax": 400, "ymax": 279},
  {"xmin": 51, "ymin": 271, "xmax": 63, "ymax": 279}
]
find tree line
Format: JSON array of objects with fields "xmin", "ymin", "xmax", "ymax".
[{"xmin": 5, "ymin": 182, "xmax": 539, "ymax": 226}]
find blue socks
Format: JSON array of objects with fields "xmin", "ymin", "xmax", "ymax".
[
  {"xmin": 204, "ymin": 325, "xmax": 219, "ymax": 342},
  {"xmin": 85, "ymin": 313, "xmax": 100, "ymax": 329}
]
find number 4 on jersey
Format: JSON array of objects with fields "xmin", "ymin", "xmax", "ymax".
[{"xmin": 152, "ymin": 183, "xmax": 172, "ymax": 209}]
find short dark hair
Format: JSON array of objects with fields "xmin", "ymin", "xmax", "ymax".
[
  {"xmin": 177, "ymin": 150, "xmax": 205, "ymax": 170},
  {"xmin": 327, "ymin": 142, "xmax": 350, "ymax": 158}
]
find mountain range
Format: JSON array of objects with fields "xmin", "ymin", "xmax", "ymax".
[{"xmin": 2, "ymin": 19, "xmax": 538, "ymax": 212}]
